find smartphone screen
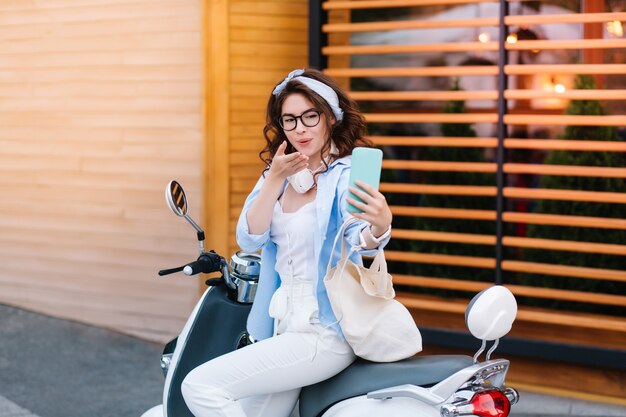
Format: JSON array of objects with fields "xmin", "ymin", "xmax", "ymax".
[{"xmin": 347, "ymin": 147, "xmax": 383, "ymax": 213}]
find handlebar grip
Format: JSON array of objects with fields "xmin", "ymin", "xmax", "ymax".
[{"xmin": 158, "ymin": 266, "xmax": 185, "ymax": 276}]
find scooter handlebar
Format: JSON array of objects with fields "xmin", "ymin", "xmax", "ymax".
[
  {"xmin": 158, "ymin": 266, "xmax": 185, "ymax": 276},
  {"xmin": 159, "ymin": 251, "xmax": 224, "ymax": 277}
]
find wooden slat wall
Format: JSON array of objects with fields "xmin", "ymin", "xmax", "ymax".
[
  {"xmin": 0, "ymin": 0, "xmax": 203, "ymax": 343},
  {"xmin": 321, "ymin": 0, "xmax": 626, "ymax": 398},
  {"xmin": 217, "ymin": 0, "xmax": 310, "ymax": 256}
]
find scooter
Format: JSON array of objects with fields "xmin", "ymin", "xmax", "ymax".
[{"xmin": 142, "ymin": 180, "xmax": 520, "ymax": 417}]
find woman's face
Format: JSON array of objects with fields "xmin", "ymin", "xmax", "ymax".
[{"xmin": 280, "ymin": 93, "xmax": 331, "ymax": 167}]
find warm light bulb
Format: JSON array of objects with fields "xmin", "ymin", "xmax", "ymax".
[
  {"xmin": 506, "ymin": 33, "xmax": 518, "ymax": 44},
  {"xmin": 554, "ymin": 83, "xmax": 566, "ymax": 94},
  {"xmin": 478, "ymin": 32, "xmax": 490, "ymax": 43},
  {"xmin": 606, "ymin": 20, "xmax": 624, "ymax": 37}
]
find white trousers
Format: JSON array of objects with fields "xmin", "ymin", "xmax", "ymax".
[{"xmin": 181, "ymin": 330, "xmax": 355, "ymax": 417}]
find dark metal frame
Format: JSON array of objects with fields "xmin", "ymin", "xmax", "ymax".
[
  {"xmin": 306, "ymin": 0, "xmax": 624, "ymax": 371},
  {"xmin": 309, "ymin": 0, "xmax": 327, "ymax": 70}
]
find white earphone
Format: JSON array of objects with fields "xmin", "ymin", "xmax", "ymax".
[{"xmin": 287, "ymin": 169, "xmax": 316, "ymax": 194}]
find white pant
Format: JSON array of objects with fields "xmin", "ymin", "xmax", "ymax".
[{"xmin": 181, "ymin": 330, "xmax": 355, "ymax": 417}]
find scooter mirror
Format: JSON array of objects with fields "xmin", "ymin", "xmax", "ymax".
[
  {"xmin": 165, "ymin": 180, "xmax": 188, "ymax": 217},
  {"xmin": 465, "ymin": 285, "xmax": 517, "ymax": 341}
]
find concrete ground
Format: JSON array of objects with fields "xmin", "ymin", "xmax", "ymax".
[{"xmin": 1, "ymin": 303, "xmax": 624, "ymax": 417}]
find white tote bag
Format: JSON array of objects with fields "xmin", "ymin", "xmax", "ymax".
[{"xmin": 324, "ymin": 219, "xmax": 422, "ymax": 362}]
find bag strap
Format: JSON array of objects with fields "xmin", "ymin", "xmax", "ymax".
[{"xmin": 326, "ymin": 217, "xmax": 360, "ymax": 274}]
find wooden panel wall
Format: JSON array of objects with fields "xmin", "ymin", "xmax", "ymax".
[
  {"xmin": 202, "ymin": 0, "xmax": 309, "ymax": 258},
  {"xmin": 0, "ymin": 0, "xmax": 204, "ymax": 343}
]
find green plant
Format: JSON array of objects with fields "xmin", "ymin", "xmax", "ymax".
[
  {"xmin": 406, "ymin": 80, "xmax": 496, "ymax": 289},
  {"xmin": 522, "ymin": 75, "xmax": 626, "ymax": 315}
]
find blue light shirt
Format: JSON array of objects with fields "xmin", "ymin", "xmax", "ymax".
[{"xmin": 236, "ymin": 155, "xmax": 391, "ymax": 341}]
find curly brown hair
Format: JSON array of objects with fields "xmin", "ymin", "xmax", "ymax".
[{"xmin": 259, "ymin": 68, "xmax": 373, "ymax": 173}]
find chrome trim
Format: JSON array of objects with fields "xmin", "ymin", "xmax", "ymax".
[
  {"xmin": 486, "ymin": 338, "xmax": 500, "ymax": 361},
  {"xmin": 227, "ymin": 251, "xmax": 261, "ymax": 303},
  {"xmin": 160, "ymin": 354, "xmax": 173, "ymax": 377},
  {"xmin": 504, "ymin": 386, "xmax": 519, "ymax": 405},
  {"xmin": 473, "ymin": 340, "xmax": 487, "ymax": 364}
]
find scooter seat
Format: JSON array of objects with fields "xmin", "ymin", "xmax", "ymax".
[{"xmin": 299, "ymin": 354, "xmax": 473, "ymax": 417}]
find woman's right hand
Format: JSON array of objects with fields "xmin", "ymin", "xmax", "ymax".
[{"xmin": 267, "ymin": 141, "xmax": 309, "ymax": 180}]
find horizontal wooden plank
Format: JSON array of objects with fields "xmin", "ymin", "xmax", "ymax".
[
  {"xmin": 503, "ymin": 212, "xmax": 626, "ymax": 230},
  {"xmin": 325, "ymin": 64, "xmax": 625, "ymax": 78},
  {"xmin": 229, "ymin": 14, "xmax": 307, "ymax": 30},
  {"xmin": 0, "ymin": 112, "xmax": 200, "ymax": 128},
  {"xmin": 0, "ymin": 81, "xmax": 200, "ymax": 98},
  {"xmin": 351, "ymin": 90, "xmax": 498, "ymax": 101},
  {"xmin": 390, "ymin": 206, "xmax": 626, "ymax": 230},
  {"xmin": 507, "ymin": 39, "xmax": 626, "ymax": 51},
  {"xmin": 323, "ymin": 41, "xmax": 497, "ymax": 55},
  {"xmin": 372, "ymin": 136, "xmax": 498, "ymax": 147},
  {"xmin": 505, "ymin": 64, "xmax": 626, "ymax": 75},
  {"xmin": 397, "ymin": 294, "xmax": 626, "ymax": 332},
  {"xmin": 393, "ymin": 275, "xmax": 626, "ymax": 307},
  {"xmin": 504, "ymin": 163, "xmax": 626, "ymax": 178},
  {"xmin": 230, "ymin": 42, "xmax": 308, "ymax": 58},
  {"xmin": 229, "ymin": 1, "xmax": 306, "ymax": 16},
  {"xmin": 506, "ymin": 12, "xmax": 626, "ymax": 26},
  {"xmin": 502, "ymin": 261, "xmax": 626, "ymax": 282},
  {"xmin": 0, "ymin": 49, "xmax": 201, "ymax": 68},
  {"xmin": 0, "ymin": 1, "xmax": 197, "ymax": 25},
  {"xmin": 230, "ymin": 28, "xmax": 307, "ymax": 44},
  {"xmin": 0, "ymin": 96, "xmax": 200, "ymax": 112},
  {"xmin": 324, "ymin": 17, "xmax": 498, "ymax": 33},
  {"xmin": 0, "ymin": 15, "xmax": 199, "ymax": 41},
  {"xmin": 391, "ymin": 206, "xmax": 496, "ymax": 220},
  {"xmin": 230, "ymin": 55, "xmax": 307, "ymax": 71},
  {"xmin": 504, "ymin": 187, "xmax": 626, "ymax": 204},
  {"xmin": 505, "ymin": 89, "xmax": 626, "ymax": 101},
  {"xmin": 504, "ymin": 114, "xmax": 626, "ymax": 127},
  {"xmin": 393, "ymin": 229, "xmax": 495, "ymax": 245},
  {"xmin": 504, "ymin": 139, "xmax": 626, "ymax": 152},
  {"xmin": 383, "ymin": 160, "xmax": 495, "ymax": 172},
  {"xmin": 392, "ymin": 229, "xmax": 626, "ymax": 256},
  {"xmin": 373, "ymin": 136, "xmax": 626, "ymax": 152},
  {"xmin": 386, "ymin": 250, "xmax": 495, "ymax": 268},
  {"xmin": 381, "ymin": 183, "xmax": 496, "ymax": 196},
  {"xmin": 503, "ymin": 236, "xmax": 626, "ymax": 256},
  {"xmin": 365, "ymin": 113, "xmax": 498, "ymax": 123},
  {"xmin": 0, "ymin": 65, "xmax": 200, "ymax": 82},
  {"xmin": 323, "ymin": 0, "xmax": 495, "ymax": 10},
  {"xmin": 0, "ymin": 32, "xmax": 199, "ymax": 54}
]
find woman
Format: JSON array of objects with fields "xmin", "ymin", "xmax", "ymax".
[{"xmin": 181, "ymin": 68, "xmax": 393, "ymax": 417}]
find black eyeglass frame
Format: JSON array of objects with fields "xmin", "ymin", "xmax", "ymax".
[{"xmin": 278, "ymin": 109, "xmax": 322, "ymax": 131}]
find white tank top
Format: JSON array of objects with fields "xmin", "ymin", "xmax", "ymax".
[
  {"xmin": 269, "ymin": 200, "xmax": 319, "ymax": 335},
  {"xmin": 268, "ymin": 197, "xmax": 352, "ymax": 355}
]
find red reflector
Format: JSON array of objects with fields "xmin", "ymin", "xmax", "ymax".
[{"xmin": 470, "ymin": 390, "xmax": 511, "ymax": 417}]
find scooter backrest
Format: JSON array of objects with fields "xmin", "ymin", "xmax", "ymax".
[{"xmin": 465, "ymin": 285, "xmax": 517, "ymax": 341}]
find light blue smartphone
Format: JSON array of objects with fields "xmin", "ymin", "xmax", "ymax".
[{"xmin": 347, "ymin": 147, "xmax": 383, "ymax": 213}]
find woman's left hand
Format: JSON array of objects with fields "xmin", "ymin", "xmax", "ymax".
[{"xmin": 346, "ymin": 180, "xmax": 392, "ymax": 237}]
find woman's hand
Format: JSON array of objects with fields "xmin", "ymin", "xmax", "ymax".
[
  {"xmin": 346, "ymin": 180, "xmax": 392, "ymax": 237},
  {"xmin": 267, "ymin": 141, "xmax": 309, "ymax": 181}
]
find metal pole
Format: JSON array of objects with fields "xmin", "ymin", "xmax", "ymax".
[
  {"xmin": 308, "ymin": 0, "xmax": 327, "ymax": 70},
  {"xmin": 495, "ymin": 0, "xmax": 509, "ymax": 285}
]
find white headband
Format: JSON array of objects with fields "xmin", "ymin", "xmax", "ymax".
[{"xmin": 272, "ymin": 69, "xmax": 344, "ymax": 122}]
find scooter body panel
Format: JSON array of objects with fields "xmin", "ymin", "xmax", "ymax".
[
  {"xmin": 320, "ymin": 395, "xmax": 440, "ymax": 417},
  {"xmin": 299, "ymin": 355, "xmax": 472, "ymax": 417},
  {"xmin": 164, "ymin": 285, "xmax": 251, "ymax": 417},
  {"xmin": 140, "ymin": 405, "xmax": 163, "ymax": 417}
]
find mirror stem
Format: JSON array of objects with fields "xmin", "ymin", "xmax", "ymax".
[{"xmin": 183, "ymin": 214, "xmax": 205, "ymax": 253}]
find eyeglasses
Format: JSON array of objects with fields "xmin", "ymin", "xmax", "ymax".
[{"xmin": 278, "ymin": 109, "xmax": 321, "ymax": 131}]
